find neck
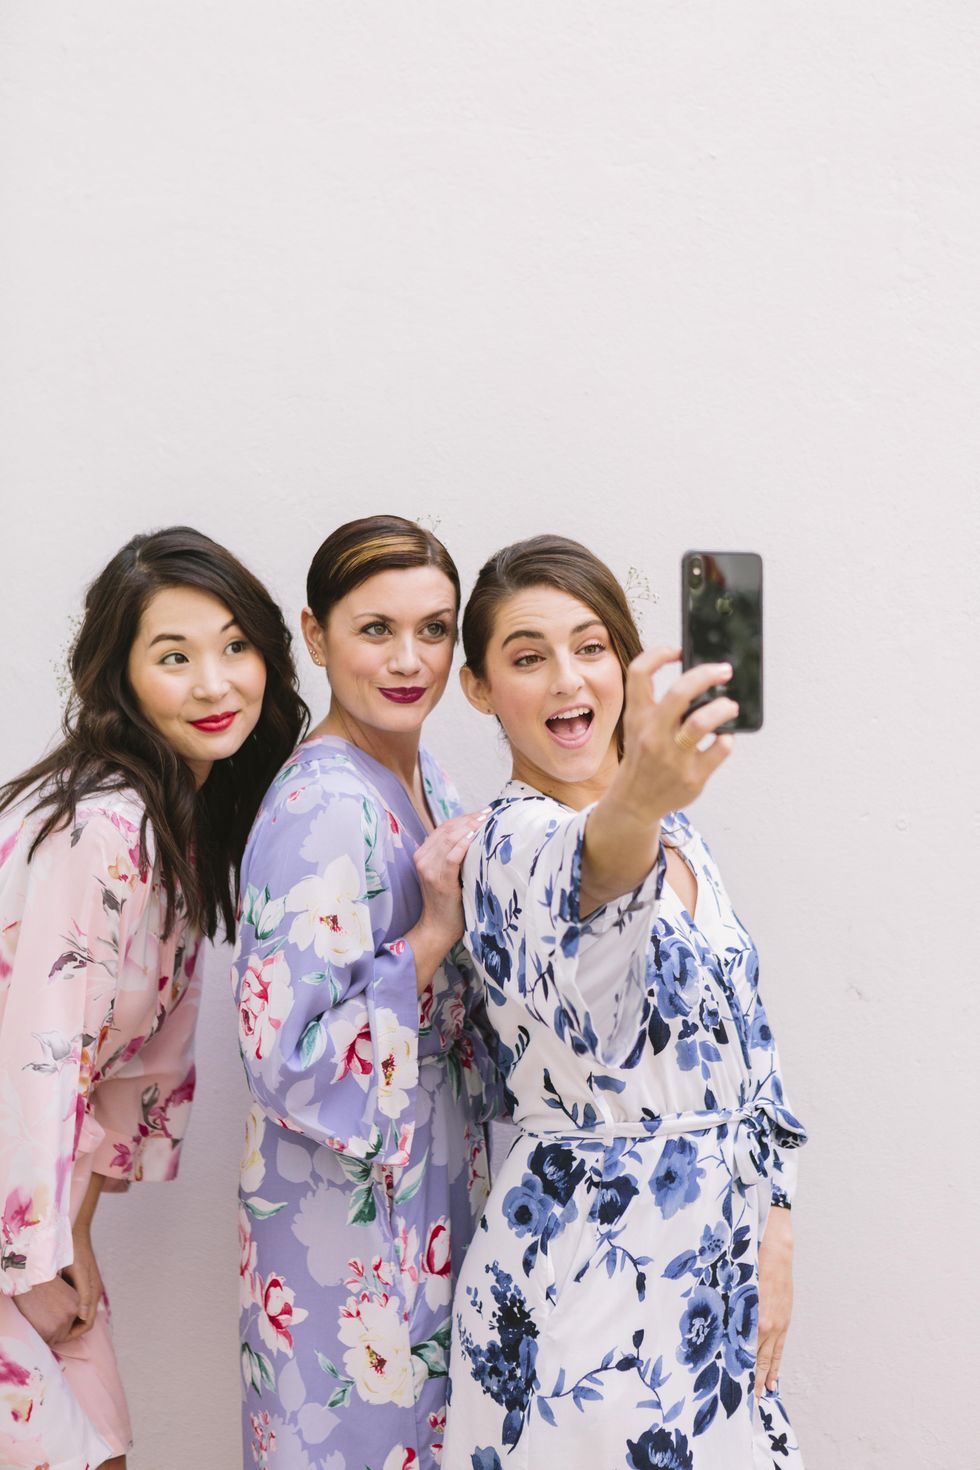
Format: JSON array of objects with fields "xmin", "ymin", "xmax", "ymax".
[
  {"xmin": 186, "ymin": 759, "xmax": 213, "ymax": 789},
  {"xmin": 318, "ymin": 702, "xmax": 421, "ymax": 787},
  {"xmin": 510, "ymin": 739, "xmax": 620, "ymax": 812}
]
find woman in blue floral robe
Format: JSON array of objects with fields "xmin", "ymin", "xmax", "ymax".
[
  {"xmin": 444, "ymin": 536, "xmax": 807, "ymax": 1470},
  {"xmin": 232, "ymin": 517, "xmax": 500, "ymax": 1470}
]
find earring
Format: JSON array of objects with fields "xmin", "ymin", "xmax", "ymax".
[{"xmin": 309, "ymin": 648, "xmax": 323, "ymax": 667}]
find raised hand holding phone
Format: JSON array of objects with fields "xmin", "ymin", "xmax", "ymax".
[
  {"xmin": 580, "ymin": 647, "xmax": 737, "ymax": 913},
  {"xmin": 682, "ymin": 551, "xmax": 764, "ymax": 732}
]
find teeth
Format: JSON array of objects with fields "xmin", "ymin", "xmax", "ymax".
[{"xmin": 549, "ymin": 707, "xmax": 592, "ymax": 721}]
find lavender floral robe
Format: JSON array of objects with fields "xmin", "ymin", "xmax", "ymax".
[{"xmin": 232, "ymin": 738, "xmax": 499, "ymax": 1470}]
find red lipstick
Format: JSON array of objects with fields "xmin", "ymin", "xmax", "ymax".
[
  {"xmin": 190, "ymin": 711, "xmax": 238, "ymax": 732},
  {"xmin": 379, "ymin": 687, "xmax": 426, "ymax": 704}
]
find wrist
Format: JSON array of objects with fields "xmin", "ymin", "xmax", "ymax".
[{"xmin": 603, "ymin": 767, "xmax": 667, "ymax": 835}]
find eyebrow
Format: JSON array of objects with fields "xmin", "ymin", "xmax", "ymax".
[
  {"xmin": 148, "ymin": 617, "xmax": 239, "ymax": 649},
  {"xmin": 501, "ymin": 618, "xmax": 604, "ymax": 651},
  {"xmin": 353, "ymin": 607, "xmax": 456, "ymax": 623}
]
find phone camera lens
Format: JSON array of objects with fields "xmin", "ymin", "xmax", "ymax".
[{"xmin": 689, "ymin": 556, "xmax": 704, "ymax": 593}]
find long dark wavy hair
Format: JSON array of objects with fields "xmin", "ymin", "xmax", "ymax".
[{"xmin": 0, "ymin": 527, "xmax": 309, "ymax": 939}]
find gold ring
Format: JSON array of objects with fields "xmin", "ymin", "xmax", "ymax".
[{"xmin": 674, "ymin": 725, "xmax": 700, "ymax": 752}]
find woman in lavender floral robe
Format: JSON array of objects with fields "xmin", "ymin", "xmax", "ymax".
[{"xmin": 232, "ymin": 518, "xmax": 500, "ymax": 1470}]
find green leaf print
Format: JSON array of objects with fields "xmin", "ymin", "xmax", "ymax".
[
  {"xmin": 242, "ymin": 1196, "xmax": 287, "ymax": 1220},
  {"xmin": 316, "ymin": 1352, "xmax": 356, "ymax": 1407},
  {"xmin": 300, "ymin": 968, "xmax": 344, "ymax": 1005},
  {"xmin": 298, "ymin": 1016, "xmax": 328, "ymax": 1068},
  {"xmin": 273, "ymin": 760, "xmax": 304, "ymax": 787},
  {"xmin": 360, "ymin": 799, "xmax": 386, "ymax": 899},
  {"xmin": 411, "ymin": 1334, "xmax": 448, "ymax": 1378},
  {"xmin": 327, "ymin": 1380, "xmax": 354, "ymax": 1409},
  {"xmin": 243, "ymin": 885, "xmax": 286, "ymax": 941},
  {"xmin": 241, "ymin": 1342, "xmax": 276, "ymax": 1395},
  {"xmin": 347, "ymin": 1180, "xmax": 377, "ymax": 1225},
  {"xmin": 393, "ymin": 1149, "xmax": 429, "ymax": 1205}
]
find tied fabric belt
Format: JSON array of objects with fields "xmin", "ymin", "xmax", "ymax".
[{"xmin": 518, "ymin": 1106, "xmax": 775, "ymax": 1190}]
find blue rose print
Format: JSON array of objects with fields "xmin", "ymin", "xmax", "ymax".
[
  {"xmin": 445, "ymin": 794, "xmax": 807, "ymax": 1467},
  {"xmin": 653, "ymin": 939, "xmax": 700, "ymax": 1021},
  {"xmin": 595, "ymin": 1172, "xmax": 640, "ymax": 1227},
  {"xmin": 529, "ymin": 1142, "xmax": 586, "ymax": 1208},
  {"xmin": 677, "ymin": 1285, "xmax": 725, "ymax": 1371},
  {"xmin": 626, "ymin": 1427, "xmax": 694, "ymax": 1470},
  {"xmin": 502, "ymin": 1173, "xmax": 553, "ymax": 1238},
  {"xmin": 650, "ymin": 1137, "xmax": 705, "ymax": 1220},
  {"xmin": 723, "ymin": 1283, "xmax": 758, "ymax": 1379}
]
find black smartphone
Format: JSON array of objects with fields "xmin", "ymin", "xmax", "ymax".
[{"xmin": 681, "ymin": 551, "xmax": 763, "ymax": 732}]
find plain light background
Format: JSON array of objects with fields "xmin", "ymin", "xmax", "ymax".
[{"xmin": 1, "ymin": 4, "xmax": 978, "ymax": 1467}]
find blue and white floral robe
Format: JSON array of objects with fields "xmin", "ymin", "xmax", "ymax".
[
  {"xmin": 232, "ymin": 738, "xmax": 500, "ymax": 1470},
  {"xmin": 444, "ymin": 784, "xmax": 807, "ymax": 1470}
]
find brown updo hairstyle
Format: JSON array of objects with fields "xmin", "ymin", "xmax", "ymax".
[
  {"xmin": 461, "ymin": 535, "xmax": 643, "ymax": 756},
  {"xmin": 307, "ymin": 514, "xmax": 461, "ymax": 627}
]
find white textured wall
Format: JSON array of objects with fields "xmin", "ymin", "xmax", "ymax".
[{"xmin": 2, "ymin": 4, "xmax": 978, "ymax": 1466}]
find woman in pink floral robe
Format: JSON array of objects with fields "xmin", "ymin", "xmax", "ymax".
[{"xmin": 0, "ymin": 527, "xmax": 307, "ymax": 1469}]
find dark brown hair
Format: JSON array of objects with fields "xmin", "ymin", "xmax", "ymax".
[
  {"xmin": 462, "ymin": 535, "xmax": 643, "ymax": 755},
  {"xmin": 307, "ymin": 515, "xmax": 461, "ymax": 627},
  {"xmin": 0, "ymin": 526, "xmax": 309, "ymax": 939}
]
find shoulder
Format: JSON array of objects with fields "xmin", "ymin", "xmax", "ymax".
[
  {"xmin": 463, "ymin": 783, "xmax": 570, "ymax": 887},
  {"xmin": 7, "ymin": 786, "xmax": 148, "ymax": 867},
  {"xmin": 259, "ymin": 743, "xmax": 382, "ymax": 821},
  {"xmin": 245, "ymin": 746, "xmax": 391, "ymax": 874}
]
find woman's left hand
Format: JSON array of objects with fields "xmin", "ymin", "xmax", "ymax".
[
  {"xmin": 60, "ymin": 1227, "xmax": 105, "ymax": 1340},
  {"xmin": 756, "ymin": 1204, "xmax": 794, "ymax": 1396}
]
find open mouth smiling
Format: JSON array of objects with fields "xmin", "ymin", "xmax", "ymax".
[{"xmin": 545, "ymin": 705, "xmax": 595, "ymax": 745}]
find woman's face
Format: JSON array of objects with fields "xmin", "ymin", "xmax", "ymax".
[
  {"xmin": 462, "ymin": 584, "xmax": 626, "ymax": 795},
  {"xmin": 306, "ymin": 566, "xmax": 458, "ymax": 739},
  {"xmin": 127, "ymin": 585, "xmax": 267, "ymax": 785}
]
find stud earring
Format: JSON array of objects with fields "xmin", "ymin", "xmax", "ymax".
[{"xmin": 309, "ymin": 648, "xmax": 323, "ymax": 667}]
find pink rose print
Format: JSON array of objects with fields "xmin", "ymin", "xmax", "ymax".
[
  {"xmin": 421, "ymin": 1217, "xmax": 452, "ymax": 1310},
  {"xmin": 239, "ymin": 952, "xmax": 292, "ymax": 1063},
  {"xmin": 257, "ymin": 1272, "xmax": 308, "ymax": 1356}
]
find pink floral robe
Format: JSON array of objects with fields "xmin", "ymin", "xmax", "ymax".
[{"xmin": 0, "ymin": 789, "xmax": 202, "ymax": 1469}]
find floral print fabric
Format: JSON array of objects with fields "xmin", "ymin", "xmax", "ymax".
[
  {"xmin": 232, "ymin": 738, "xmax": 500, "ymax": 1470},
  {"xmin": 443, "ymin": 785, "xmax": 807, "ymax": 1470},
  {"xmin": 0, "ymin": 790, "xmax": 201, "ymax": 1467}
]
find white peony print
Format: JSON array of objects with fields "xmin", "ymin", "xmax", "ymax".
[
  {"xmin": 373, "ymin": 1007, "xmax": 417, "ymax": 1119},
  {"xmin": 285, "ymin": 856, "xmax": 373, "ymax": 967},
  {"xmin": 337, "ymin": 1290, "xmax": 415, "ymax": 1407}
]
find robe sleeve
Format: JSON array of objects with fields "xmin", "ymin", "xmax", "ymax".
[
  {"xmin": 747, "ymin": 989, "xmax": 806, "ymax": 1208},
  {"xmin": 0, "ymin": 813, "xmax": 132, "ymax": 1294},
  {"xmin": 464, "ymin": 798, "xmax": 665, "ymax": 1070},
  {"xmin": 89, "ymin": 943, "xmax": 201, "ymax": 1184},
  {"xmin": 234, "ymin": 788, "xmax": 421, "ymax": 1167}
]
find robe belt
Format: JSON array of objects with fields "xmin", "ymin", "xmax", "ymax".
[{"xmin": 517, "ymin": 1105, "xmax": 775, "ymax": 1190}]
